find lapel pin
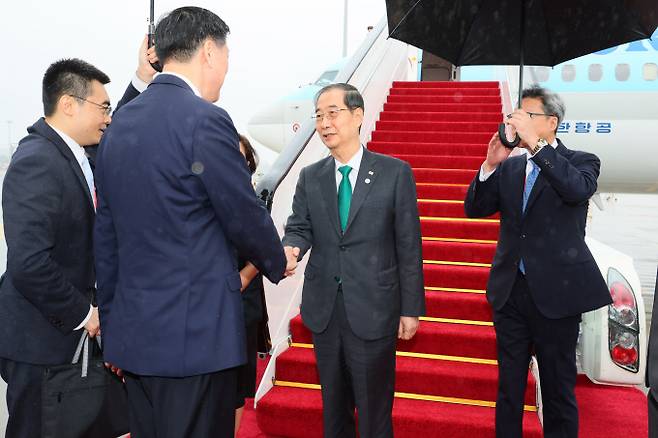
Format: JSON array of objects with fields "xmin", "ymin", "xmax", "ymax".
[
  {"xmin": 368, "ymin": 170, "xmax": 374, "ymax": 175},
  {"xmin": 365, "ymin": 178, "xmax": 371, "ymax": 184}
]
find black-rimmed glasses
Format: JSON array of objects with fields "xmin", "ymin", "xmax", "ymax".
[{"xmin": 70, "ymin": 95, "xmax": 112, "ymax": 116}]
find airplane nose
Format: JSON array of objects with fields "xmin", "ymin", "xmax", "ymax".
[{"xmin": 247, "ymin": 102, "xmax": 286, "ymax": 153}]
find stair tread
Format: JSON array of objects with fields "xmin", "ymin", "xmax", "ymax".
[
  {"xmin": 276, "ymin": 346, "xmax": 536, "ymax": 404},
  {"xmin": 257, "ymin": 386, "xmax": 542, "ymax": 438}
]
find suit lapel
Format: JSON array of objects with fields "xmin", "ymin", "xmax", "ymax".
[
  {"xmin": 33, "ymin": 119, "xmax": 95, "ymax": 211},
  {"xmin": 344, "ymin": 149, "xmax": 377, "ymax": 234},
  {"xmin": 508, "ymin": 157, "xmax": 526, "ymax": 221},
  {"xmin": 317, "ymin": 157, "xmax": 342, "ymax": 237}
]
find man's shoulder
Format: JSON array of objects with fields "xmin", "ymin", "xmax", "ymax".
[
  {"xmin": 303, "ymin": 155, "xmax": 333, "ymax": 174},
  {"xmin": 556, "ymin": 140, "xmax": 600, "ymax": 163},
  {"xmin": 13, "ymin": 130, "xmax": 62, "ymax": 163}
]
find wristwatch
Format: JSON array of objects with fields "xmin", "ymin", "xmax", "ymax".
[{"xmin": 530, "ymin": 138, "xmax": 549, "ymax": 155}]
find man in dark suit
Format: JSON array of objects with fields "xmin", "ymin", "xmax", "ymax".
[
  {"xmin": 0, "ymin": 47, "xmax": 155, "ymax": 437},
  {"xmin": 647, "ymin": 268, "xmax": 658, "ymax": 437},
  {"xmin": 464, "ymin": 85, "xmax": 612, "ymax": 438},
  {"xmin": 283, "ymin": 83, "xmax": 425, "ymax": 438},
  {"xmin": 94, "ymin": 7, "xmax": 288, "ymax": 437}
]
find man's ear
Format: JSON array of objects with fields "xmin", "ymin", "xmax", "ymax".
[
  {"xmin": 202, "ymin": 39, "xmax": 215, "ymax": 67},
  {"xmin": 59, "ymin": 94, "xmax": 77, "ymax": 117}
]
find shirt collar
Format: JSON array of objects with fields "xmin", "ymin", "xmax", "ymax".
[
  {"xmin": 48, "ymin": 123, "xmax": 87, "ymax": 165},
  {"xmin": 156, "ymin": 72, "xmax": 202, "ymax": 97},
  {"xmin": 334, "ymin": 145, "xmax": 364, "ymax": 174}
]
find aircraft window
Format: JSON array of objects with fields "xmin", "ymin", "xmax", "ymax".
[
  {"xmin": 643, "ymin": 63, "xmax": 658, "ymax": 81},
  {"xmin": 561, "ymin": 65, "xmax": 576, "ymax": 82},
  {"xmin": 314, "ymin": 70, "xmax": 339, "ymax": 87},
  {"xmin": 615, "ymin": 64, "xmax": 631, "ymax": 81},
  {"xmin": 588, "ymin": 64, "xmax": 603, "ymax": 81}
]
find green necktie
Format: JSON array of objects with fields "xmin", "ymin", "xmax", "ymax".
[{"xmin": 338, "ymin": 165, "xmax": 352, "ymax": 232}]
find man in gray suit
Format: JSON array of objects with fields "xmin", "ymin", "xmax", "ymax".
[{"xmin": 283, "ymin": 83, "xmax": 425, "ymax": 438}]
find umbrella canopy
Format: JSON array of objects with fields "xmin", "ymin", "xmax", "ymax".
[
  {"xmin": 386, "ymin": 0, "xmax": 658, "ymax": 147},
  {"xmin": 387, "ymin": 0, "xmax": 658, "ymax": 67}
]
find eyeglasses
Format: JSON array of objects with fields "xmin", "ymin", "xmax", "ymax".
[
  {"xmin": 70, "ymin": 95, "xmax": 112, "ymax": 116},
  {"xmin": 527, "ymin": 112, "xmax": 557, "ymax": 119},
  {"xmin": 312, "ymin": 108, "xmax": 350, "ymax": 122}
]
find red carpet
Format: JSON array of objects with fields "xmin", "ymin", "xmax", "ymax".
[{"xmin": 249, "ymin": 81, "xmax": 648, "ymax": 437}]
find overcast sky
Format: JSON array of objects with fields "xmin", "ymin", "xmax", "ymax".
[{"xmin": 0, "ymin": 0, "xmax": 386, "ymax": 164}]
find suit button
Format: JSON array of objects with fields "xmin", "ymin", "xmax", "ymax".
[
  {"xmin": 521, "ymin": 234, "xmax": 526, "ymax": 239},
  {"xmin": 340, "ymin": 246, "xmax": 347, "ymax": 251}
]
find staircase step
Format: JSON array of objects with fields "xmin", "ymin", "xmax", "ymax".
[
  {"xmin": 422, "ymin": 240, "xmax": 496, "ymax": 264},
  {"xmin": 368, "ymin": 141, "xmax": 488, "ymax": 156},
  {"xmin": 376, "ymin": 120, "xmax": 499, "ymax": 133},
  {"xmin": 418, "ymin": 199, "xmax": 499, "ymax": 219},
  {"xmin": 390, "ymin": 87, "xmax": 501, "ymax": 97},
  {"xmin": 392, "ymin": 81, "xmax": 500, "ymax": 88},
  {"xmin": 275, "ymin": 346, "xmax": 536, "ymax": 405},
  {"xmin": 380, "ymin": 111, "xmax": 502, "ymax": 123},
  {"xmin": 421, "ymin": 217, "xmax": 499, "ymax": 241},
  {"xmin": 290, "ymin": 315, "xmax": 497, "ymax": 360},
  {"xmin": 383, "ymin": 102, "xmax": 502, "ymax": 113},
  {"xmin": 423, "ymin": 263, "xmax": 491, "ymax": 291},
  {"xmin": 393, "ymin": 154, "xmax": 484, "ymax": 170},
  {"xmin": 413, "ymin": 168, "xmax": 477, "ymax": 184},
  {"xmin": 416, "ymin": 183, "xmax": 469, "ymax": 201},
  {"xmin": 373, "ymin": 130, "xmax": 492, "ymax": 144},
  {"xmin": 388, "ymin": 95, "xmax": 501, "ymax": 105},
  {"xmin": 258, "ymin": 385, "xmax": 542, "ymax": 438},
  {"xmin": 425, "ymin": 290, "xmax": 492, "ymax": 321}
]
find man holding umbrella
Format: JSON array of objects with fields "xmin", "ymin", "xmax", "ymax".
[{"xmin": 464, "ymin": 85, "xmax": 612, "ymax": 437}]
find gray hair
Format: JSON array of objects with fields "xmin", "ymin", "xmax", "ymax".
[
  {"xmin": 521, "ymin": 85, "xmax": 566, "ymax": 132},
  {"xmin": 314, "ymin": 83, "xmax": 364, "ymax": 112}
]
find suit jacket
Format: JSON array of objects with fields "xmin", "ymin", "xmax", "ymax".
[
  {"xmin": 0, "ymin": 84, "xmax": 141, "ymax": 366},
  {"xmin": 0, "ymin": 119, "xmax": 96, "ymax": 365},
  {"xmin": 283, "ymin": 148, "xmax": 425, "ymax": 340},
  {"xmin": 464, "ymin": 140, "xmax": 612, "ymax": 318},
  {"xmin": 94, "ymin": 74, "xmax": 287, "ymax": 377}
]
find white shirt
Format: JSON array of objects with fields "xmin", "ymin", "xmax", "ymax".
[
  {"xmin": 334, "ymin": 146, "xmax": 364, "ymax": 194},
  {"xmin": 479, "ymin": 139, "xmax": 559, "ymax": 182},
  {"xmin": 49, "ymin": 125, "xmax": 95, "ymax": 209},
  {"xmin": 47, "ymin": 123, "xmax": 96, "ymax": 331},
  {"xmin": 155, "ymin": 72, "xmax": 202, "ymax": 97}
]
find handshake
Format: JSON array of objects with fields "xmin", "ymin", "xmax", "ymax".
[{"xmin": 283, "ymin": 246, "xmax": 300, "ymax": 277}]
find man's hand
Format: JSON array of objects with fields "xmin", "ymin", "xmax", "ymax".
[
  {"xmin": 284, "ymin": 246, "xmax": 300, "ymax": 277},
  {"xmin": 239, "ymin": 262, "xmax": 259, "ymax": 292},
  {"xmin": 483, "ymin": 132, "xmax": 513, "ymax": 173},
  {"xmin": 505, "ymin": 109, "xmax": 539, "ymax": 151},
  {"xmin": 136, "ymin": 35, "xmax": 159, "ymax": 84},
  {"xmin": 84, "ymin": 307, "xmax": 100, "ymax": 338},
  {"xmin": 398, "ymin": 316, "xmax": 419, "ymax": 340}
]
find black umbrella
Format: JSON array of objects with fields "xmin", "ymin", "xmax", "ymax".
[{"xmin": 386, "ymin": 0, "xmax": 658, "ymax": 147}]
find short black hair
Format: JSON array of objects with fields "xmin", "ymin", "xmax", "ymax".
[
  {"xmin": 314, "ymin": 83, "xmax": 364, "ymax": 113},
  {"xmin": 155, "ymin": 6, "xmax": 230, "ymax": 64},
  {"xmin": 42, "ymin": 59, "xmax": 110, "ymax": 117}
]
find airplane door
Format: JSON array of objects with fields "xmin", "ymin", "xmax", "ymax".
[{"xmin": 421, "ymin": 52, "xmax": 457, "ymax": 81}]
